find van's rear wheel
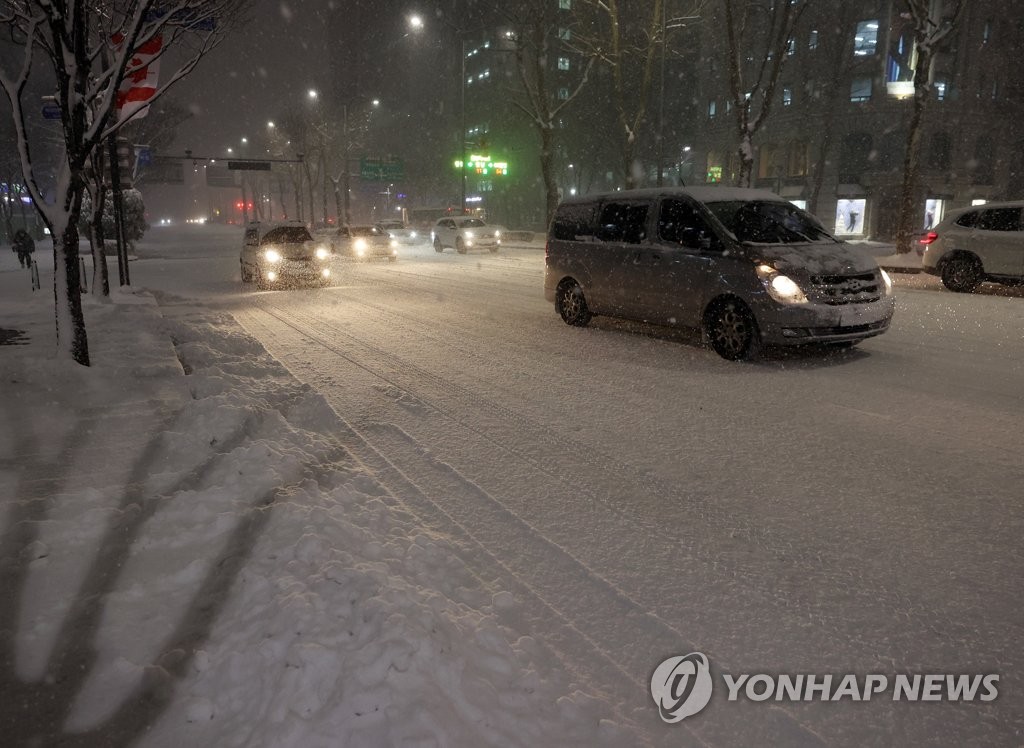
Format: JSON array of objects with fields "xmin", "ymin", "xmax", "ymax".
[
  {"xmin": 556, "ymin": 280, "xmax": 592, "ymax": 327},
  {"xmin": 940, "ymin": 255, "xmax": 982, "ymax": 293},
  {"xmin": 705, "ymin": 298, "xmax": 760, "ymax": 360}
]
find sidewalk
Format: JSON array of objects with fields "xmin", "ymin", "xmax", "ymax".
[{"xmin": 0, "ymin": 246, "xmax": 630, "ymax": 747}]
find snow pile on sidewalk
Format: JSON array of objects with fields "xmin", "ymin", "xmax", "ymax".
[{"xmin": 0, "ymin": 287, "xmax": 632, "ymax": 747}]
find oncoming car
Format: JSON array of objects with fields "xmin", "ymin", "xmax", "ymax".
[
  {"xmin": 431, "ymin": 217, "xmax": 501, "ymax": 253},
  {"xmin": 545, "ymin": 187, "xmax": 896, "ymax": 360},
  {"xmin": 330, "ymin": 225, "xmax": 398, "ymax": 261},
  {"xmin": 376, "ymin": 220, "xmax": 422, "ymax": 246},
  {"xmin": 240, "ymin": 222, "xmax": 332, "ymax": 289}
]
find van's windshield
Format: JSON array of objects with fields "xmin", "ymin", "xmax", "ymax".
[{"xmin": 705, "ymin": 201, "xmax": 838, "ymax": 245}]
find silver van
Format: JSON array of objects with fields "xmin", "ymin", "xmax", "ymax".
[{"xmin": 544, "ymin": 187, "xmax": 896, "ymax": 360}]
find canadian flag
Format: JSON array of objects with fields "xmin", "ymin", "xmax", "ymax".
[{"xmin": 112, "ymin": 33, "xmax": 162, "ymax": 119}]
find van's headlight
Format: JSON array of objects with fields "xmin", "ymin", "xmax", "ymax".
[
  {"xmin": 315, "ymin": 246, "xmax": 330, "ymax": 260},
  {"xmin": 494, "ymin": 230, "xmax": 501, "ymax": 239},
  {"xmin": 464, "ymin": 231, "xmax": 474, "ymax": 240},
  {"xmin": 409, "ymin": 231, "xmax": 417, "ymax": 239},
  {"xmin": 264, "ymin": 248, "xmax": 281, "ymax": 263},
  {"xmin": 756, "ymin": 264, "xmax": 807, "ymax": 304},
  {"xmin": 354, "ymin": 239, "xmax": 367, "ymax": 256},
  {"xmin": 880, "ymin": 268, "xmax": 894, "ymax": 295},
  {"xmin": 390, "ymin": 239, "xmax": 398, "ymax": 249}
]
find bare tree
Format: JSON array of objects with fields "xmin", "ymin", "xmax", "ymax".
[
  {"xmin": 0, "ymin": 0, "xmax": 244, "ymax": 366},
  {"xmin": 573, "ymin": 0, "xmax": 704, "ymax": 189},
  {"xmin": 894, "ymin": 0, "xmax": 965, "ymax": 253},
  {"xmin": 493, "ymin": 0, "xmax": 596, "ymax": 225},
  {"xmin": 719, "ymin": 0, "xmax": 811, "ymax": 187}
]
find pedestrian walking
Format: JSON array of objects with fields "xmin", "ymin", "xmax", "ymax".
[{"xmin": 12, "ymin": 229, "xmax": 35, "ymax": 269}]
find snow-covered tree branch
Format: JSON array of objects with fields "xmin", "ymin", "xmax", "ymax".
[{"xmin": 0, "ymin": 0, "xmax": 246, "ymax": 366}]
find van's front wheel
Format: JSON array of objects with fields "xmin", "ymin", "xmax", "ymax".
[
  {"xmin": 705, "ymin": 298, "xmax": 760, "ymax": 360},
  {"xmin": 556, "ymin": 280, "xmax": 592, "ymax": 327}
]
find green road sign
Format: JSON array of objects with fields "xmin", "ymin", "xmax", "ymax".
[{"xmin": 360, "ymin": 157, "xmax": 404, "ymax": 181}]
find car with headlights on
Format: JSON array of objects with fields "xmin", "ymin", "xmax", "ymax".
[
  {"xmin": 328, "ymin": 224, "xmax": 397, "ymax": 261},
  {"xmin": 545, "ymin": 187, "xmax": 896, "ymax": 360},
  {"xmin": 240, "ymin": 221, "xmax": 333, "ymax": 289},
  {"xmin": 376, "ymin": 219, "xmax": 423, "ymax": 246},
  {"xmin": 431, "ymin": 217, "xmax": 501, "ymax": 253}
]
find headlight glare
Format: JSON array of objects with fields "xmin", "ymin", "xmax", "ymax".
[
  {"xmin": 264, "ymin": 248, "xmax": 281, "ymax": 263},
  {"xmin": 756, "ymin": 264, "xmax": 807, "ymax": 304},
  {"xmin": 315, "ymin": 246, "xmax": 330, "ymax": 260}
]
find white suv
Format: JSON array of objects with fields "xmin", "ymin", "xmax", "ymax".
[
  {"xmin": 431, "ymin": 217, "xmax": 501, "ymax": 254},
  {"xmin": 921, "ymin": 202, "xmax": 1024, "ymax": 292}
]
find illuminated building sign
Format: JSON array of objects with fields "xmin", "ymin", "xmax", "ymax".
[
  {"xmin": 454, "ymin": 154, "xmax": 510, "ymax": 176},
  {"xmin": 706, "ymin": 166, "xmax": 723, "ymax": 183}
]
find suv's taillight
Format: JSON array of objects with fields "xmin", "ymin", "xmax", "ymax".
[{"xmin": 919, "ymin": 231, "xmax": 939, "ymax": 245}]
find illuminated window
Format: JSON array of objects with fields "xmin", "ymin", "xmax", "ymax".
[
  {"xmin": 558, "ymin": 27, "xmax": 570, "ymax": 40},
  {"xmin": 853, "ymin": 20, "xmax": 879, "ymax": 56},
  {"xmin": 558, "ymin": 87, "xmax": 569, "ymax": 100},
  {"xmin": 558, "ymin": 56, "xmax": 570, "ymax": 70},
  {"xmin": 708, "ymin": 100, "xmax": 716, "ymax": 117},
  {"xmin": 783, "ymin": 87, "xmax": 792, "ymax": 106},
  {"xmin": 808, "ymin": 29, "xmax": 818, "ymax": 50},
  {"xmin": 788, "ymin": 141, "xmax": 809, "ymax": 177},
  {"xmin": 757, "ymin": 144, "xmax": 780, "ymax": 180}
]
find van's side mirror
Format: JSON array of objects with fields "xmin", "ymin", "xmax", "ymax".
[{"xmin": 597, "ymin": 223, "xmax": 624, "ymax": 242}]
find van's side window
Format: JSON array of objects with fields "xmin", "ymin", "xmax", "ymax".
[
  {"xmin": 552, "ymin": 203, "xmax": 597, "ymax": 241},
  {"xmin": 658, "ymin": 199, "xmax": 716, "ymax": 249},
  {"xmin": 597, "ymin": 203, "xmax": 648, "ymax": 243}
]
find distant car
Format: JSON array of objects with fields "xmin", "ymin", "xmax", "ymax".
[
  {"xmin": 240, "ymin": 222, "xmax": 332, "ymax": 289},
  {"xmin": 376, "ymin": 220, "xmax": 423, "ymax": 246},
  {"xmin": 920, "ymin": 202, "xmax": 1024, "ymax": 292},
  {"xmin": 431, "ymin": 217, "xmax": 501, "ymax": 254},
  {"xmin": 328, "ymin": 224, "xmax": 398, "ymax": 261}
]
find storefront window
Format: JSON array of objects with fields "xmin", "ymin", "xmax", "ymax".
[
  {"xmin": 834, "ymin": 199, "xmax": 866, "ymax": 235},
  {"xmin": 924, "ymin": 199, "xmax": 945, "ymax": 230}
]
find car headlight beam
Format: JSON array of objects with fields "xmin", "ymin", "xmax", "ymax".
[
  {"xmin": 756, "ymin": 263, "xmax": 808, "ymax": 304},
  {"xmin": 263, "ymin": 248, "xmax": 281, "ymax": 263}
]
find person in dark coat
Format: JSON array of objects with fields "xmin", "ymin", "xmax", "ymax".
[{"xmin": 12, "ymin": 229, "xmax": 35, "ymax": 268}]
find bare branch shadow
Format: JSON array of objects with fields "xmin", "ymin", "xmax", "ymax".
[{"xmin": 0, "ymin": 361, "xmax": 344, "ymax": 747}]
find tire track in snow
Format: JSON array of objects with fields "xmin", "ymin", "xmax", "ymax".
[{"xmin": 235, "ymin": 304, "xmax": 826, "ymax": 747}]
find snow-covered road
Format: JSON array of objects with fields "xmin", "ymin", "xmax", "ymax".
[{"xmin": 131, "ymin": 225, "xmax": 1023, "ymax": 744}]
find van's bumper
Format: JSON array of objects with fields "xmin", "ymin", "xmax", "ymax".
[{"xmin": 757, "ymin": 297, "xmax": 896, "ymax": 345}]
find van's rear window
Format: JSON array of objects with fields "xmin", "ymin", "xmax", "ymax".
[{"xmin": 705, "ymin": 201, "xmax": 836, "ymax": 244}]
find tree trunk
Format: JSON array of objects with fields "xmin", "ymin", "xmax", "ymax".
[
  {"xmin": 895, "ymin": 50, "xmax": 933, "ymax": 254},
  {"xmin": 53, "ymin": 217, "xmax": 90, "ymax": 366},
  {"xmin": 539, "ymin": 124, "xmax": 559, "ymax": 227},
  {"xmin": 89, "ymin": 183, "xmax": 110, "ymax": 296}
]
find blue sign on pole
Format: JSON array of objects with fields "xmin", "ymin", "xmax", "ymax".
[{"xmin": 42, "ymin": 102, "xmax": 61, "ymax": 120}]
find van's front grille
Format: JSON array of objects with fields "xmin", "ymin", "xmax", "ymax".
[{"xmin": 809, "ymin": 272, "xmax": 882, "ymax": 305}]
